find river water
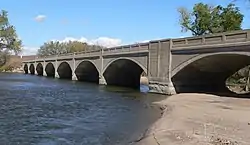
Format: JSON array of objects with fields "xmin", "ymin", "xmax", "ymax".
[{"xmin": 0, "ymin": 73, "xmax": 165, "ymax": 145}]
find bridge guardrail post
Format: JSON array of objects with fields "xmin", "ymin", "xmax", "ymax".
[
  {"xmin": 138, "ymin": 43, "xmax": 140, "ymax": 52},
  {"xmin": 202, "ymin": 37, "xmax": 205, "ymax": 44},
  {"xmin": 247, "ymin": 30, "xmax": 250, "ymax": 41},
  {"xmin": 222, "ymin": 34, "xmax": 226, "ymax": 42}
]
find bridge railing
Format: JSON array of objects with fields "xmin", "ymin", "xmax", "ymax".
[
  {"xmin": 171, "ymin": 29, "xmax": 250, "ymax": 49},
  {"xmin": 25, "ymin": 42, "xmax": 149, "ymax": 62},
  {"xmin": 102, "ymin": 42, "xmax": 149, "ymax": 55},
  {"xmin": 75, "ymin": 49, "xmax": 101, "ymax": 54},
  {"xmin": 35, "ymin": 49, "xmax": 102, "ymax": 59}
]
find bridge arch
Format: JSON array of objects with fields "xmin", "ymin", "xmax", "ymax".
[
  {"xmin": 57, "ymin": 61, "xmax": 72, "ymax": 79},
  {"xmin": 103, "ymin": 57, "xmax": 147, "ymax": 89},
  {"xmin": 29, "ymin": 64, "xmax": 35, "ymax": 75},
  {"xmin": 24, "ymin": 64, "xmax": 28, "ymax": 74},
  {"xmin": 75, "ymin": 60, "xmax": 100, "ymax": 83},
  {"xmin": 171, "ymin": 52, "xmax": 250, "ymax": 94},
  {"xmin": 36, "ymin": 63, "xmax": 43, "ymax": 76},
  {"xmin": 45, "ymin": 63, "xmax": 55, "ymax": 77}
]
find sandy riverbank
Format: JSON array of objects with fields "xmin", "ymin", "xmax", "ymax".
[{"xmin": 135, "ymin": 93, "xmax": 250, "ymax": 145}]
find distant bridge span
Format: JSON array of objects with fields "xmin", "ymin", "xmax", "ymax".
[{"xmin": 23, "ymin": 30, "xmax": 250, "ymax": 94}]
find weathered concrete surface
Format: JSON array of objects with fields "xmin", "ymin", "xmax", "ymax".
[
  {"xmin": 22, "ymin": 29, "xmax": 250, "ymax": 94},
  {"xmin": 136, "ymin": 93, "xmax": 250, "ymax": 145},
  {"xmin": 149, "ymin": 81, "xmax": 176, "ymax": 95}
]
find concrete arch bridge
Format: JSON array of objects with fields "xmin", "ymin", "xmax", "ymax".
[{"xmin": 23, "ymin": 30, "xmax": 250, "ymax": 95}]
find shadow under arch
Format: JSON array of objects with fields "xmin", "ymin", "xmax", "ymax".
[
  {"xmin": 171, "ymin": 52, "xmax": 250, "ymax": 95},
  {"xmin": 36, "ymin": 63, "xmax": 43, "ymax": 76},
  {"xmin": 24, "ymin": 64, "xmax": 28, "ymax": 74},
  {"xmin": 45, "ymin": 63, "xmax": 55, "ymax": 77},
  {"xmin": 75, "ymin": 60, "xmax": 100, "ymax": 83},
  {"xmin": 57, "ymin": 62, "xmax": 72, "ymax": 79},
  {"xmin": 29, "ymin": 64, "xmax": 35, "ymax": 75},
  {"xmin": 103, "ymin": 58, "xmax": 146, "ymax": 89}
]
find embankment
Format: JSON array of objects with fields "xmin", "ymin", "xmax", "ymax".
[
  {"xmin": 135, "ymin": 93, "xmax": 250, "ymax": 145},
  {"xmin": 0, "ymin": 55, "xmax": 36, "ymax": 72}
]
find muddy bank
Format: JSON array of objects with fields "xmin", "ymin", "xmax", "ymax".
[{"xmin": 135, "ymin": 93, "xmax": 250, "ymax": 145}]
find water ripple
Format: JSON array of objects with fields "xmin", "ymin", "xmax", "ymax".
[{"xmin": 0, "ymin": 73, "xmax": 163, "ymax": 145}]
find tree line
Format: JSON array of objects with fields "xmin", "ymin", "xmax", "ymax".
[{"xmin": 37, "ymin": 40, "xmax": 104, "ymax": 57}]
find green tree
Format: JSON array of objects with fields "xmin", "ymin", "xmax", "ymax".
[
  {"xmin": 178, "ymin": 3, "xmax": 244, "ymax": 36},
  {"xmin": 37, "ymin": 40, "xmax": 103, "ymax": 56},
  {"xmin": 65, "ymin": 41, "xmax": 89, "ymax": 53},
  {"xmin": 37, "ymin": 41, "xmax": 66, "ymax": 56},
  {"xmin": 0, "ymin": 10, "xmax": 22, "ymax": 66}
]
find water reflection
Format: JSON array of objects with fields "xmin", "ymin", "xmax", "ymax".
[{"xmin": 140, "ymin": 85, "xmax": 150, "ymax": 93}]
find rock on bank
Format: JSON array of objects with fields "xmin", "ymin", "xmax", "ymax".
[{"xmin": 136, "ymin": 93, "xmax": 250, "ymax": 145}]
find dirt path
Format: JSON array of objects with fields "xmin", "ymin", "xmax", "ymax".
[{"xmin": 135, "ymin": 93, "xmax": 250, "ymax": 145}]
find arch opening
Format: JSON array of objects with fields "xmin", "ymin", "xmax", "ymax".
[
  {"xmin": 45, "ymin": 63, "xmax": 55, "ymax": 77},
  {"xmin": 36, "ymin": 63, "xmax": 43, "ymax": 76},
  {"xmin": 75, "ymin": 61, "xmax": 99, "ymax": 83},
  {"xmin": 57, "ymin": 62, "xmax": 72, "ymax": 79},
  {"xmin": 103, "ymin": 59, "xmax": 144, "ymax": 89},
  {"xmin": 24, "ymin": 64, "xmax": 28, "ymax": 74},
  {"xmin": 29, "ymin": 64, "xmax": 35, "ymax": 75},
  {"xmin": 172, "ymin": 53, "xmax": 250, "ymax": 95}
]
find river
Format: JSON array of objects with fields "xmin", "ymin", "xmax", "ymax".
[{"xmin": 0, "ymin": 73, "xmax": 165, "ymax": 145}]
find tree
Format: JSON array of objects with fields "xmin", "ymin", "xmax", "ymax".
[
  {"xmin": 178, "ymin": 3, "xmax": 244, "ymax": 36},
  {"xmin": 37, "ymin": 41, "xmax": 66, "ymax": 56},
  {"xmin": 0, "ymin": 10, "xmax": 22, "ymax": 66},
  {"xmin": 37, "ymin": 40, "xmax": 103, "ymax": 56},
  {"xmin": 65, "ymin": 41, "xmax": 89, "ymax": 53}
]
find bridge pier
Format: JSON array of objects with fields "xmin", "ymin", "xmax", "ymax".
[
  {"xmin": 55, "ymin": 72, "xmax": 60, "ymax": 78},
  {"xmin": 72, "ymin": 73, "xmax": 77, "ymax": 81},
  {"xmin": 34, "ymin": 63, "xmax": 37, "ymax": 75},
  {"xmin": 149, "ymin": 81, "xmax": 176, "ymax": 95},
  {"xmin": 43, "ymin": 71, "xmax": 47, "ymax": 76},
  {"xmin": 99, "ymin": 75, "xmax": 107, "ymax": 85}
]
